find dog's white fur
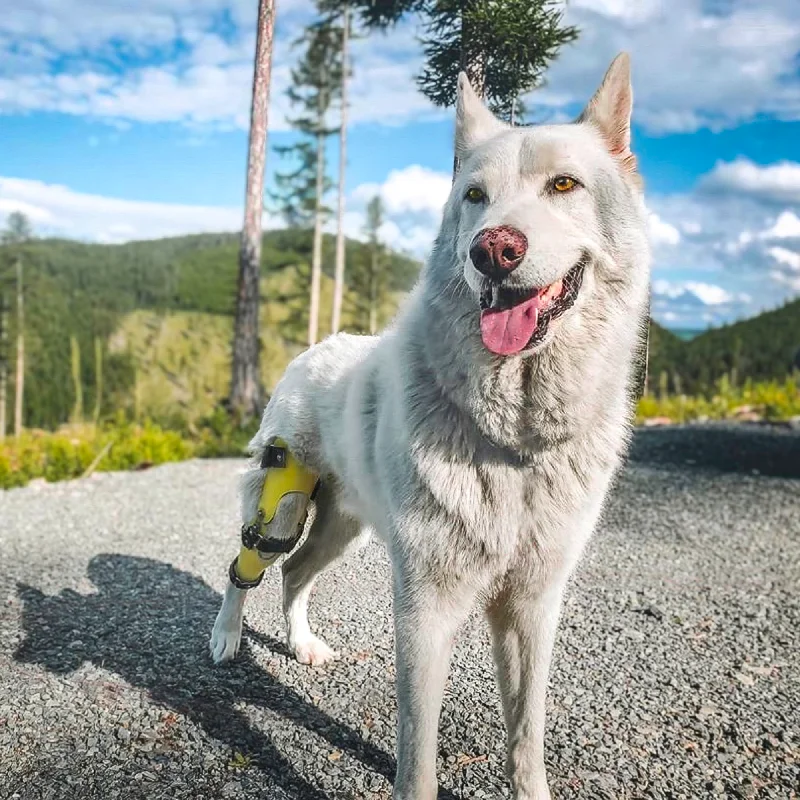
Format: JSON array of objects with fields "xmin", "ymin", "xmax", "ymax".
[{"xmin": 210, "ymin": 53, "xmax": 650, "ymax": 799}]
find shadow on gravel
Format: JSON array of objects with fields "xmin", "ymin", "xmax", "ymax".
[
  {"xmin": 628, "ymin": 425, "xmax": 800, "ymax": 479},
  {"xmin": 13, "ymin": 555, "xmax": 458, "ymax": 799}
]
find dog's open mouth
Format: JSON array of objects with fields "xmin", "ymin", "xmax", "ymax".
[{"xmin": 478, "ymin": 260, "xmax": 586, "ymax": 356}]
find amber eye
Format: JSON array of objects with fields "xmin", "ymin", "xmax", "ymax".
[
  {"xmin": 552, "ymin": 175, "xmax": 577, "ymax": 192},
  {"xmin": 465, "ymin": 187, "xmax": 486, "ymax": 203}
]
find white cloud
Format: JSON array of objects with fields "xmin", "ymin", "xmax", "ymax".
[
  {"xmin": 0, "ymin": 195, "xmax": 57, "ymax": 224},
  {"xmin": 680, "ymin": 221, "xmax": 702, "ymax": 235},
  {"xmin": 653, "ymin": 279, "xmax": 733, "ymax": 306},
  {"xmin": 687, "ymin": 282, "xmax": 736, "ymax": 306},
  {"xmin": 0, "ymin": 175, "xmax": 264, "ymax": 242},
  {"xmin": 647, "ymin": 212, "xmax": 681, "ymax": 246},
  {"xmin": 768, "ymin": 246, "xmax": 800, "ymax": 271},
  {"xmin": 701, "ymin": 159, "xmax": 800, "ymax": 205},
  {"xmin": 760, "ymin": 210, "xmax": 800, "ymax": 239},
  {"xmin": 1, "ymin": 0, "xmax": 799, "ymax": 134},
  {"xmin": 770, "ymin": 270, "xmax": 800, "ymax": 291},
  {"xmin": 350, "ymin": 165, "xmax": 451, "ymax": 257},
  {"xmin": 354, "ymin": 165, "xmax": 451, "ymax": 217},
  {"xmin": 0, "ymin": 3, "xmax": 434, "ymax": 132},
  {"xmin": 0, "ymin": 168, "xmax": 446, "ymax": 259},
  {"xmin": 542, "ymin": 0, "xmax": 800, "ymax": 134},
  {"xmin": 571, "ymin": 0, "xmax": 662, "ymax": 22}
]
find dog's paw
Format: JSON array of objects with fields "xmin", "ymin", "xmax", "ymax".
[
  {"xmin": 209, "ymin": 618, "xmax": 243, "ymax": 664},
  {"xmin": 291, "ymin": 635, "xmax": 339, "ymax": 666}
]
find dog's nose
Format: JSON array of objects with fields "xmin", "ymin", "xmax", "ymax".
[{"xmin": 469, "ymin": 226, "xmax": 528, "ymax": 279}]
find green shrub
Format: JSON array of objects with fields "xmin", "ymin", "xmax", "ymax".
[
  {"xmin": 192, "ymin": 408, "xmax": 256, "ymax": 458},
  {"xmin": 636, "ymin": 376, "xmax": 800, "ymax": 424},
  {"xmin": 3, "ymin": 377, "xmax": 797, "ymax": 491},
  {"xmin": 0, "ymin": 422, "xmax": 196, "ymax": 489}
]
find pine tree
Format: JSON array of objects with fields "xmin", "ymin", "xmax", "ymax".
[
  {"xmin": 330, "ymin": 3, "xmax": 352, "ymax": 335},
  {"xmin": 272, "ymin": 9, "xmax": 344, "ymax": 346},
  {"xmin": 93, "ymin": 336, "xmax": 104, "ymax": 424},
  {"xmin": 326, "ymin": 0, "xmax": 577, "ymax": 170},
  {"xmin": 230, "ymin": 0, "xmax": 275, "ymax": 420},
  {"xmin": 2, "ymin": 211, "xmax": 33, "ymax": 436},
  {"xmin": 346, "ymin": 195, "xmax": 389, "ymax": 334},
  {"xmin": 1, "ymin": 212, "xmax": 32, "ymax": 244},
  {"xmin": 70, "ymin": 335, "xmax": 83, "ymax": 423},
  {"xmin": 0, "ymin": 280, "xmax": 9, "ymax": 440},
  {"xmin": 270, "ymin": 141, "xmax": 320, "ymax": 228},
  {"xmin": 330, "ymin": 1, "xmax": 576, "ymax": 116},
  {"xmin": 267, "ymin": 141, "xmax": 320, "ymax": 344}
]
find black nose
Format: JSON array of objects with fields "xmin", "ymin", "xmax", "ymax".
[{"xmin": 469, "ymin": 226, "xmax": 528, "ymax": 280}]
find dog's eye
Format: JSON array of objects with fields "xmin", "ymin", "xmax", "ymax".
[
  {"xmin": 552, "ymin": 175, "xmax": 578, "ymax": 193},
  {"xmin": 465, "ymin": 187, "xmax": 486, "ymax": 204}
]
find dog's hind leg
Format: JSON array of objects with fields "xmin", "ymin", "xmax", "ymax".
[
  {"xmin": 210, "ymin": 439, "xmax": 318, "ymax": 665},
  {"xmin": 282, "ymin": 482, "xmax": 366, "ymax": 666}
]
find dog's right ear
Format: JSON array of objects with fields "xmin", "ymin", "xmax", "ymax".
[{"xmin": 455, "ymin": 72, "xmax": 506, "ymax": 164}]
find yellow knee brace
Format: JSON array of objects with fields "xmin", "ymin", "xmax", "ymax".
[{"xmin": 229, "ymin": 438, "xmax": 319, "ymax": 590}]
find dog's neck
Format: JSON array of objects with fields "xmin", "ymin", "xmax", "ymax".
[{"xmin": 400, "ymin": 264, "xmax": 644, "ymax": 461}]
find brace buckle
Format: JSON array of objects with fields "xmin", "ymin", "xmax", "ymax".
[{"xmin": 261, "ymin": 444, "xmax": 287, "ymax": 469}]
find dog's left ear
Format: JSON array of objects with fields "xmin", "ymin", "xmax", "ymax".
[
  {"xmin": 578, "ymin": 53, "xmax": 637, "ymax": 176},
  {"xmin": 455, "ymin": 72, "xmax": 506, "ymax": 165}
]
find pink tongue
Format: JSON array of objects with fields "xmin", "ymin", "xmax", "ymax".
[{"xmin": 480, "ymin": 295, "xmax": 540, "ymax": 356}]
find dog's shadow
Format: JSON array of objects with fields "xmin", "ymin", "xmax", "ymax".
[{"xmin": 15, "ymin": 554, "xmax": 455, "ymax": 799}]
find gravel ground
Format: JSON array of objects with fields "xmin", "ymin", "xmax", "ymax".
[{"xmin": 1, "ymin": 425, "xmax": 798, "ymax": 800}]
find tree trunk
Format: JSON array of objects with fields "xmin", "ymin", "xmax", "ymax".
[
  {"xmin": 0, "ymin": 292, "xmax": 8, "ymax": 440},
  {"xmin": 93, "ymin": 336, "xmax": 103, "ymax": 424},
  {"xmin": 308, "ymin": 130, "xmax": 325, "ymax": 347},
  {"xmin": 634, "ymin": 297, "xmax": 650, "ymax": 399},
  {"xmin": 331, "ymin": 4, "xmax": 350, "ymax": 336},
  {"xmin": 369, "ymin": 246, "xmax": 378, "ymax": 335},
  {"xmin": 14, "ymin": 257, "xmax": 24, "ymax": 436},
  {"xmin": 453, "ymin": 8, "xmax": 487, "ymax": 177},
  {"xmin": 70, "ymin": 335, "xmax": 83, "ymax": 423},
  {"xmin": 229, "ymin": 0, "xmax": 275, "ymax": 419}
]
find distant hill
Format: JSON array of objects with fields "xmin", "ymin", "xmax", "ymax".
[
  {"xmin": 0, "ymin": 227, "xmax": 797, "ymax": 430},
  {"xmin": 646, "ymin": 297, "xmax": 800, "ymax": 395},
  {"xmin": 669, "ymin": 328, "xmax": 705, "ymax": 341},
  {"xmin": 0, "ymin": 229, "xmax": 420, "ymax": 429}
]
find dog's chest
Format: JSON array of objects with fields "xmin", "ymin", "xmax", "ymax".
[{"xmin": 412, "ymin": 448, "xmax": 579, "ymax": 563}]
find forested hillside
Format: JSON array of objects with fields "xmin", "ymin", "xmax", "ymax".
[
  {"xmin": 0, "ymin": 228, "xmax": 797, "ymax": 431},
  {"xmin": 647, "ymin": 298, "xmax": 800, "ymax": 395},
  {"xmin": 0, "ymin": 230, "xmax": 419, "ymax": 429}
]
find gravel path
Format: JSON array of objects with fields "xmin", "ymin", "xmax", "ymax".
[{"xmin": 1, "ymin": 425, "xmax": 798, "ymax": 800}]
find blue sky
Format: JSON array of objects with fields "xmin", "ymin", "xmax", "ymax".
[{"xmin": 1, "ymin": 0, "xmax": 799, "ymax": 329}]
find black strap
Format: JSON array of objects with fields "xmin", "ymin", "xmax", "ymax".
[
  {"xmin": 228, "ymin": 557, "xmax": 265, "ymax": 590},
  {"xmin": 240, "ymin": 509, "xmax": 308, "ymax": 554}
]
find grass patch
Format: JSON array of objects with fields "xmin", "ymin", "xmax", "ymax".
[
  {"xmin": 636, "ymin": 375, "xmax": 800, "ymax": 424},
  {"xmin": 0, "ymin": 413, "xmax": 254, "ymax": 490},
  {"xmin": 3, "ymin": 377, "xmax": 798, "ymax": 490}
]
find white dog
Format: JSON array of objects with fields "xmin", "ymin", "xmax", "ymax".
[{"xmin": 211, "ymin": 53, "xmax": 650, "ymax": 799}]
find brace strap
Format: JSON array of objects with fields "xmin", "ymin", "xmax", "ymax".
[
  {"xmin": 241, "ymin": 508, "xmax": 309, "ymax": 554},
  {"xmin": 230, "ymin": 439, "xmax": 320, "ymax": 589},
  {"xmin": 229, "ymin": 556, "xmax": 265, "ymax": 590}
]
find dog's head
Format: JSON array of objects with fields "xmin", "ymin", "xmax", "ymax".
[{"xmin": 430, "ymin": 53, "xmax": 650, "ymax": 359}]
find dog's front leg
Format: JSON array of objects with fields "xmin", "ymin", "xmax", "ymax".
[
  {"xmin": 209, "ymin": 581, "xmax": 248, "ymax": 663},
  {"xmin": 487, "ymin": 580, "xmax": 566, "ymax": 800},
  {"xmin": 392, "ymin": 571, "xmax": 479, "ymax": 800}
]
